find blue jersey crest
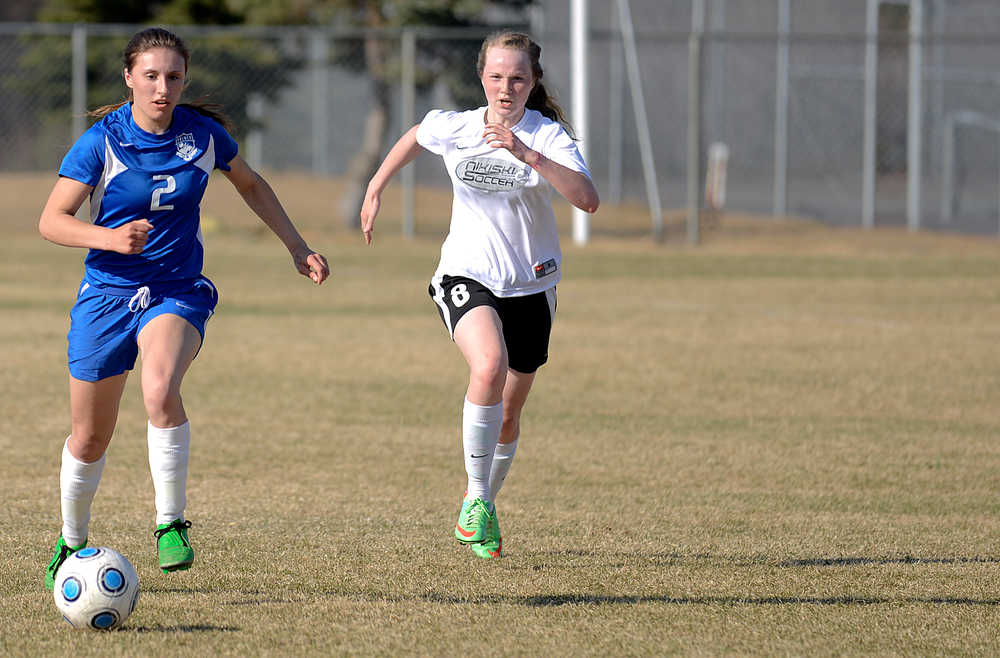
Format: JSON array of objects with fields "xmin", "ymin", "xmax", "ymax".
[{"xmin": 174, "ymin": 132, "xmax": 198, "ymax": 161}]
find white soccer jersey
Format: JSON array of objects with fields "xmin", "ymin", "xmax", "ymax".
[{"xmin": 417, "ymin": 107, "xmax": 592, "ymax": 297}]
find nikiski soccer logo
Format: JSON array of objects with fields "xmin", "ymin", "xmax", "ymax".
[
  {"xmin": 456, "ymin": 157, "xmax": 531, "ymax": 192},
  {"xmin": 174, "ymin": 132, "xmax": 198, "ymax": 161}
]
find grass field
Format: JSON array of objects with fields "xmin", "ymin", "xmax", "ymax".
[{"xmin": 2, "ymin": 171, "xmax": 1000, "ymax": 655}]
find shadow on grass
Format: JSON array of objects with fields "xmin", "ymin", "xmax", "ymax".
[
  {"xmin": 517, "ymin": 594, "xmax": 1000, "ymax": 607},
  {"xmin": 371, "ymin": 591, "xmax": 1000, "ymax": 607},
  {"xmin": 224, "ymin": 597, "xmax": 300, "ymax": 606},
  {"xmin": 779, "ymin": 556, "xmax": 1000, "ymax": 567},
  {"xmin": 132, "ymin": 624, "xmax": 240, "ymax": 633},
  {"xmin": 540, "ymin": 550, "xmax": 1000, "ymax": 569}
]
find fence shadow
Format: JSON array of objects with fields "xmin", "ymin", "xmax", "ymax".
[
  {"xmin": 778, "ymin": 556, "xmax": 1000, "ymax": 567},
  {"xmin": 516, "ymin": 593, "xmax": 1000, "ymax": 607},
  {"xmin": 131, "ymin": 623, "xmax": 241, "ymax": 633}
]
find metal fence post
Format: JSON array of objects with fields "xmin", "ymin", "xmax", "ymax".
[
  {"xmin": 940, "ymin": 111, "xmax": 955, "ymax": 225},
  {"xmin": 907, "ymin": 0, "xmax": 924, "ymax": 232},
  {"xmin": 862, "ymin": 0, "xmax": 878, "ymax": 229},
  {"xmin": 310, "ymin": 31, "xmax": 329, "ymax": 175},
  {"xmin": 400, "ymin": 28, "xmax": 416, "ymax": 239},
  {"xmin": 608, "ymin": 3, "xmax": 624, "ymax": 206},
  {"xmin": 571, "ymin": 0, "xmax": 591, "ymax": 246},
  {"xmin": 687, "ymin": 0, "xmax": 705, "ymax": 246},
  {"xmin": 773, "ymin": 0, "xmax": 790, "ymax": 218},
  {"xmin": 246, "ymin": 94, "xmax": 264, "ymax": 170},
  {"xmin": 71, "ymin": 24, "xmax": 87, "ymax": 141}
]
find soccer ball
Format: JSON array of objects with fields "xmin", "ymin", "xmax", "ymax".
[{"xmin": 53, "ymin": 547, "xmax": 140, "ymax": 630}]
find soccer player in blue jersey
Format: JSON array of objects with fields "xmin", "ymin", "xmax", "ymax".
[{"xmin": 39, "ymin": 28, "xmax": 330, "ymax": 589}]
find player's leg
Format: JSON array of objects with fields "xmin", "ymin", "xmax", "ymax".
[
  {"xmin": 49, "ymin": 280, "xmax": 141, "ymax": 589},
  {"xmin": 452, "ymin": 305, "xmax": 506, "ymax": 543},
  {"xmin": 46, "ymin": 373, "xmax": 128, "ymax": 590},
  {"xmin": 137, "ymin": 313, "xmax": 202, "ymax": 572},
  {"xmin": 470, "ymin": 369, "xmax": 534, "ymax": 561},
  {"xmin": 491, "ymin": 285, "xmax": 554, "ymax": 504},
  {"xmin": 492, "ymin": 368, "xmax": 534, "ymax": 497},
  {"xmin": 454, "ymin": 304, "xmax": 508, "ymax": 406},
  {"xmin": 472, "ymin": 288, "xmax": 554, "ymax": 560},
  {"xmin": 429, "ymin": 276, "xmax": 507, "ymax": 545},
  {"xmin": 138, "ymin": 312, "xmax": 200, "ymax": 427}
]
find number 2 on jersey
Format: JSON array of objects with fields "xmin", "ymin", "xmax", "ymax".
[{"xmin": 150, "ymin": 174, "xmax": 176, "ymax": 211}]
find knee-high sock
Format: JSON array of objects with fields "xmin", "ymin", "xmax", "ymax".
[
  {"xmin": 463, "ymin": 399, "xmax": 503, "ymax": 503},
  {"xmin": 489, "ymin": 439, "xmax": 518, "ymax": 501},
  {"xmin": 147, "ymin": 420, "xmax": 190, "ymax": 525},
  {"xmin": 60, "ymin": 438, "xmax": 105, "ymax": 547}
]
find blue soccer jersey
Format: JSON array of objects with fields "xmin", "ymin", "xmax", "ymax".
[{"xmin": 59, "ymin": 104, "xmax": 238, "ymax": 287}]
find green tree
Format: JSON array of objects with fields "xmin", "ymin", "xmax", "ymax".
[{"xmin": 28, "ymin": 0, "xmax": 296, "ymax": 139}]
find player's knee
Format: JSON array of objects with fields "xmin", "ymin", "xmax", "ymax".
[
  {"xmin": 141, "ymin": 377, "xmax": 181, "ymax": 422},
  {"xmin": 68, "ymin": 429, "xmax": 112, "ymax": 462},
  {"xmin": 469, "ymin": 357, "xmax": 507, "ymax": 394}
]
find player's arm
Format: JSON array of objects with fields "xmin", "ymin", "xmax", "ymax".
[
  {"xmin": 483, "ymin": 122, "xmax": 599, "ymax": 214},
  {"xmin": 39, "ymin": 176, "xmax": 153, "ymax": 254},
  {"xmin": 222, "ymin": 155, "xmax": 329, "ymax": 284},
  {"xmin": 360, "ymin": 124, "xmax": 425, "ymax": 245},
  {"xmin": 523, "ymin": 150, "xmax": 600, "ymax": 214}
]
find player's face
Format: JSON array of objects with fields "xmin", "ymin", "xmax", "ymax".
[
  {"xmin": 480, "ymin": 47, "xmax": 534, "ymax": 125},
  {"xmin": 124, "ymin": 47, "xmax": 186, "ymax": 134}
]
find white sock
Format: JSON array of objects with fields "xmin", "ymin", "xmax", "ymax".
[
  {"xmin": 489, "ymin": 439, "xmax": 518, "ymax": 501},
  {"xmin": 147, "ymin": 420, "xmax": 190, "ymax": 525},
  {"xmin": 60, "ymin": 438, "xmax": 105, "ymax": 547},
  {"xmin": 463, "ymin": 398, "xmax": 503, "ymax": 503}
]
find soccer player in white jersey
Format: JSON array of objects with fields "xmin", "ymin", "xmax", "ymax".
[
  {"xmin": 39, "ymin": 28, "xmax": 330, "ymax": 589},
  {"xmin": 360, "ymin": 32, "xmax": 599, "ymax": 559}
]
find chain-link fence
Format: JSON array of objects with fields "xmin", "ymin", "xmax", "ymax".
[
  {"xmin": 1, "ymin": 1, "xmax": 999, "ymax": 236},
  {"xmin": 544, "ymin": 0, "xmax": 1000, "ymax": 235}
]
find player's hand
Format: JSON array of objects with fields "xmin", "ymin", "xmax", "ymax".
[
  {"xmin": 292, "ymin": 246, "xmax": 330, "ymax": 284},
  {"xmin": 107, "ymin": 219, "xmax": 153, "ymax": 255},
  {"xmin": 483, "ymin": 122, "xmax": 529, "ymax": 161},
  {"xmin": 360, "ymin": 187, "xmax": 381, "ymax": 245}
]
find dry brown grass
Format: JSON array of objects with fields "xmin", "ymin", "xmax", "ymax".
[{"xmin": 2, "ymin": 173, "xmax": 1000, "ymax": 655}]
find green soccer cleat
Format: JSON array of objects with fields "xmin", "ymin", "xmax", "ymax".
[
  {"xmin": 455, "ymin": 497, "xmax": 494, "ymax": 544},
  {"xmin": 45, "ymin": 534, "xmax": 86, "ymax": 591},
  {"xmin": 471, "ymin": 507, "xmax": 502, "ymax": 560},
  {"xmin": 155, "ymin": 519, "xmax": 194, "ymax": 573}
]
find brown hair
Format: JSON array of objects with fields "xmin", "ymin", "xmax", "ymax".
[
  {"xmin": 90, "ymin": 27, "xmax": 234, "ymax": 133},
  {"xmin": 476, "ymin": 31, "xmax": 575, "ymax": 139}
]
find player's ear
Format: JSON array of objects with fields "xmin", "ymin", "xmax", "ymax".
[{"xmin": 123, "ymin": 68, "xmax": 133, "ymax": 88}]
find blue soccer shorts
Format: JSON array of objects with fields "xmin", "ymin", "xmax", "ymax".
[{"xmin": 67, "ymin": 276, "xmax": 219, "ymax": 382}]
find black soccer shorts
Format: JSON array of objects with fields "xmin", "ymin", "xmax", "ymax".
[{"xmin": 429, "ymin": 274, "xmax": 557, "ymax": 374}]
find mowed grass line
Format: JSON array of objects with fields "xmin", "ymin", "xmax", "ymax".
[{"xmin": 2, "ymin": 180, "xmax": 1000, "ymax": 653}]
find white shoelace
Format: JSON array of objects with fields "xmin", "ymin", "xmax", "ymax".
[{"xmin": 128, "ymin": 286, "xmax": 151, "ymax": 312}]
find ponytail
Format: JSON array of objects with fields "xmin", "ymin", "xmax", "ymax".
[
  {"xmin": 525, "ymin": 82, "xmax": 575, "ymax": 140},
  {"xmin": 178, "ymin": 101, "xmax": 235, "ymax": 134}
]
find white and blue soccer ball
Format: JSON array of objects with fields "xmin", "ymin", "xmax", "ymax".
[{"xmin": 53, "ymin": 547, "xmax": 140, "ymax": 630}]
